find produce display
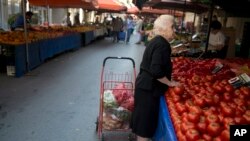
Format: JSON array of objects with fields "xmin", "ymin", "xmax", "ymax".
[
  {"xmin": 102, "ymin": 83, "xmax": 134, "ymax": 130},
  {"xmin": 0, "ymin": 25, "xmax": 97, "ymax": 45},
  {"xmin": 165, "ymin": 57, "xmax": 250, "ymax": 141},
  {"xmin": 0, "ymin": 31, "xmax": 65, "ymax": 45}
]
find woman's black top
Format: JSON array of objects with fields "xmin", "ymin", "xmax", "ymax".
[{"xmin": 131, "ymin": 35, "xmax": 173, "ymax": 138}]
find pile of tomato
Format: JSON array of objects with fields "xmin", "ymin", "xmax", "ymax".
[{"xmin": 165, "ymin": 57, "xmax": 250, "ymax": 141}]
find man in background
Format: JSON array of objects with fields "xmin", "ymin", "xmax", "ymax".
[{"xmin": 11, "ymin": 11, "xmax": 34, "ymax": 31}]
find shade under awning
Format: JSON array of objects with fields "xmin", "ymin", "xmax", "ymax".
[
  {"xmin": 141, "ymin": 7, "xmax": 183, "ymax": 17},
  {"xmin": 144, "ymin": 0, "xmax": 208, "ymax": 14},
  {"xmin": 28, "ymin": 0, "xmax": 98, "ymax": 9},
  {"xmin": 119, "ymin": 0, "xmax": 139, "ymax": 14},
  {"xmin": 97, "ymin": 0, "xmax": 127, "ymax": 13},
  {"xmin": 127, "ymin": 6, "xmax": 140, "ymax": 14}
]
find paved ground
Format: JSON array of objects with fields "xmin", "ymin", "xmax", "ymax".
[{"xmin": 0, "ymin": 35, "xmax": 145, "ymax": 141}]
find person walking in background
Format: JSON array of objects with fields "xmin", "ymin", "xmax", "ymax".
[
  {"xmin": 112, "ymin": 17, "xmax": 123, "ymax": 43},
  {"xmin": 74, "ymin": 13, "xmax": 80, "ymax": 26},
  {"xmin": 62, "ymin": 12, "xmax": 72, "ymax": 27},
  {"xmin": 125, "ymin": 15, "xmax": 135, "ymax": 44},
  {"xmin": 130, "ymin": 15, "xmax": 181, "ymax": 141},
  {"xmin": 134, "ymin": 16, "xmax": 144, "ymax": 44}
]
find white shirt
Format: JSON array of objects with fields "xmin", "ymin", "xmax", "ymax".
[
  {"xmin": 134, "ymin": 19, "xmax": 143, "ymax": 32},
  {"xmin": 209, "ymin": 31, "xmax": 225, "ymax": 46}
]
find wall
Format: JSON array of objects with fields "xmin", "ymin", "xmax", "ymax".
[
  {"xmin": 52, "ymin": 9, "xmax": 67, "ymax": 24},
  {"xmin": 226, "ymin": 17, "xmax": 250, "ymax": 41}
]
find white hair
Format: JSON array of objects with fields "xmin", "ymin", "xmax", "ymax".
[
  {"xmin": 154, "ymin": 15, "xmax": 174, "ymax": 31},
  {"xmin": 153, "ymin": 15, "xmax": 175, "ymax": 40}
]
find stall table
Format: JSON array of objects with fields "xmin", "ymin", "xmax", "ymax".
[
  {"xmin": 1, "ymin": 33, "xmax": 81, "ymax": 77},
  {"xmin": 153, "ymin": 96, "xmax": 178, "ymax": 141}
]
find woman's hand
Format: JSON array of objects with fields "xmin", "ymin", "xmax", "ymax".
[{"xmin": 169, "ymin": 81, "xmax": 181, "ymax": 87}]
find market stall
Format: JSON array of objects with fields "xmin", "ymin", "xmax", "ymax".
[
  {"xmin": 97, "ymin": 0, "xmax": 127, "ymax": 13},
  {"xmin": 154, "ymin": 56, "xmax": 250, "ymax": 141},
  {"xmin": 0, "ymin": 33, "xmax": 81, "ymax": 77},
  {"xmin": 29, "ymin": 0, "xmax": 98, "ymax": 9}
]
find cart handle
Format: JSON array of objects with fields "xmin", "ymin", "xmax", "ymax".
[{"xmin": 103, "ymin": 56, "xmax": 135, "ymax": 68}]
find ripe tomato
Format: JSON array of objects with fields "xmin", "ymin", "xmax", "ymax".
[
  {"xmin": 197, "ymin": 122, "xmax": 207, "ymax": 133},
  {"xmin": 202, "ymin": 134, "xmax": 212, "ymax": 141},
  {"xmin": 192, "ymin": 75, "xmax": 200, "ymax": 83},
  {"xmin": 206, "ymin": 114, "xmax": 219, "ymax": 124},
  {"xmin": 235, "ymin": 105, "xmax": 246, "ymax": 116},
  {"xmin": 240, "ymin": 86, "xmax": 250, "ymax": 96},
  {"xmin": 207, "ymin": 122, "xmax": 221, "ymax": 137},
  {"xmin": 206, "ymin": 75, "xmax": 214, "ymax": 82},
  {"xmin": 181, "ymin": 122, "xmax": 195, "ymax": 134},
  {"xmin": 187, "ymin": 112, "xmax": 200, "ymax": 123},
  {"xmin": 220, "ymin": 130, "xmax": 230, "ymax": 141},
  {"xmin": 223, "ymin": 117, "xmax": 235, "ymax": 129},
  {"xmin": 243, "ymin": 113, "xmax": 250, "ymax": 123},
  {"xmin": 204, "ymin": 95, "xmax": 213, "ymax": 105},
  {"xmin": 199, "ymin": 116, "xmax": 206, "ymax": 123},
  {"xmin": 234, "ymin": 89, "xmax": 241, "ymax": 97},
  {"xmin": 213, "ymin": 85, "xmax": 224, "ymax": 94},
  {"xmin": 213, "ymin": 137, "xmax": 222, "ymax": 141},
  {"xmin": 172, "ymin": 95, "xmax": 181, "ymax": 102},
  {"xmin": 223, "ymin": 92, "xmax": 231, "ymax": 102},
  {"xmin": 176, "ymin": 103, "xmax": 186, "ymax": 114},
  {"xmin": 206, "ymin": 87, "xmax": 215, "ymax": 93},
  {"xmin": 173, "ymin": 86, "xmax": 185, "ymax": 95},
  {"xmin": 218, "ymin": 114, "xmax": 224, "ymax": 122},
  {"xmin": 185, "ymin": 99, "xmax": 194, "ymax": 109},
  {"xmin": 188, "ymin": 106, "xmax": 202, "ymax": 115},
  {"xmin": 233, "ymin": 98, "xmax": 246, "ymax": 106},
  {"xmin": 221, "ymin": 105, "xmax": 235, "ymax": 117},
  {"xmin": 185, "ymin": 129, "xmax": 200, "ymax": 141},
  {"xmin": 225, "ymin": 84, "xmax": 234, "ymax": 93},
  {"xmin": 234, "ymin": 116, "xmax": 247, "ymax": 124},
  {"xmin": 204, "ymin": 109, "xmax": 214, "ymax": 117},
  {"xmin": 213, "ymin": 95, "xmax": 220, "ymax": 105},
  {"xmin": 177, "ymin": 130, "xmax": 186, "ymax": 141},
  {"xmin": 194, "ymin": 96, "xmax": 205, "ymax": 107}
]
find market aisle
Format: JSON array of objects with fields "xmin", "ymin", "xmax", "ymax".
[{"xmin": 0, "ymin": 36, "xmax": 145, "ymax": 141}]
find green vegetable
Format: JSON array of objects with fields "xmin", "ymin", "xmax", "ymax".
[{"xmin": 103, "ymin": 90, "xmax": 118, "ymax": 109}]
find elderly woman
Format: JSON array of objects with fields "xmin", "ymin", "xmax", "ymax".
[{"xmin": 130, "ymin": 15, "xmax": 180, "ymax": 141}]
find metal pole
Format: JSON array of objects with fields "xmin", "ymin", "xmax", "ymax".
[
  {"xmin": 0, "ymin": 0, "xmax": 3, "ymax": 29},
  {"xmin": 204, "ymin": 3, "xmax": 214, "ymax": 54},
  {"xmin": 193, "ymin": 13, "xmax": 196, "ymax": 34},
  {"xmin": 22, "ymin": 0, "xmax": 30, "ymax": 71},
  {"xmin": 47, "ymin": 5, "xmax": 49, "ymax": 26},
  {"xmin": 181, "ymin": 0, "xmax": 186, "ymax": 33}
]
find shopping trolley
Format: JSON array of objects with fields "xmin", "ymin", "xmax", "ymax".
[{"xmin": 96, "ymin": 57, "xmax": 136, "ymax": 141}]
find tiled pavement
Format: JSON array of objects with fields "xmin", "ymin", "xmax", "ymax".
[{"xmin": 0, "ymin": 34, "xmax": 145, "ymax": 141}]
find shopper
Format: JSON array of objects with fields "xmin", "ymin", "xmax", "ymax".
[
  {"xmin": 112, "ymin": 17, "xmax": 123, "ymax": 43},
  {"xmin": 130, "ymin": 15, "xmax": 181, "ymax": 141},
  {"xmin": 11, "ymin": 11, "xmax": 34, "ymax": 31},
  {"xmin": 74, "ymin": 13, "xmax": 80, "ymax": 26},
  {"xmin": 63, "ymin": 12, "xmax": 72, "ymax": 27},
  {"xmin": 208, "ymin": 20, "xmax": 226, "ymax": 58},
  {"xmin": 134, "ymin": 16, "xmax": 144, "ymax": 44},
  {"xmin": 124, "ymin": 15, "xmax": 135, "ymax": 44}
]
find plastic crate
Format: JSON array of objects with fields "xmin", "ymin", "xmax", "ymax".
[
  {"xmin": 118, "ymin": 31, "xmax": 126, "ymax": 41},
  {"xmin": 152, "ymin": 96, "xmax": 178, "ymax": 141},
  {"xmin": 6, "ymin": 65, "xmax": 15, "ymax": 76}
]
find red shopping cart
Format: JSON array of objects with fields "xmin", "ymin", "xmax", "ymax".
[{"xmin": 96, "ymin": 57, "xmax": 136, "ymax": 141}]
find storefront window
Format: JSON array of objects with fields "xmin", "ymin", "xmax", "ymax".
[{"xmin": 8, "ymin": 0, "xmax": 21, "ymax": 14}]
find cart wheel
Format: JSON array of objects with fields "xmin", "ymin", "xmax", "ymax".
[
  {"xmin": 101, "ymin": 133, "xmax": 105, "ymax": 141},
  {"xmin": 95, "ymin": 117, "xmax": 99, "ymax": 133},
  {"xmin": 128, "ymin": 133, "xmax": 135, "ymax": 141}
]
